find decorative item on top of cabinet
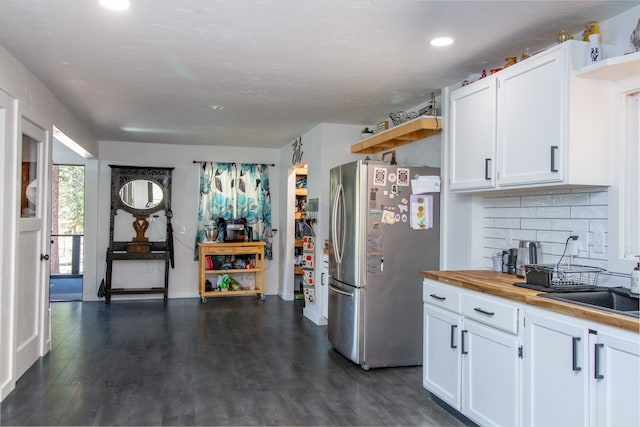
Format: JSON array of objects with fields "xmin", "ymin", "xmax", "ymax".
[{"xmin": 449, "ymin": 40, "xmax": 612, "ymax": 192}]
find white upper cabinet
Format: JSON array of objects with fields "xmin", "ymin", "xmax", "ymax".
[
  {"xmin": 450, "ymin": 77, "xmax": 497, "ymax": 190},
  {"xmin": 449, "ymin": 41, "xmax": 612, "ymax": 192}
]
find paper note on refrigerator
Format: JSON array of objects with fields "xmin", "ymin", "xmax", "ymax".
[
  {"xmin": 410, "ymin": 175, "xmax": 441, "ymax": 194},
  {"xmin": 410, "ymin": 194, "xmax": 433, "ymax": 229}
]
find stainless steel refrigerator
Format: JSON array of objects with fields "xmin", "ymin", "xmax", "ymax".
[{"xmin": 328, "ymin": 159, "xmax": 440, "ymax": 369}]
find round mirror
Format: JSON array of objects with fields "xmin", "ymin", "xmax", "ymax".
[{"xmin": 119, "ymin": 179, "xmax": 164, "ymax": 210}]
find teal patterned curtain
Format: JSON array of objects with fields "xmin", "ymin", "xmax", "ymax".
[{"xmin": 195, "ymin": 162, "xmax": 272, "ymax": 258}]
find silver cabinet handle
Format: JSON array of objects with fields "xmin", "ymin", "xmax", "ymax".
[
  {"xmin": 484, "ymin": 158, "xmax": 492, "ymax": 180},
  {"xmin": 572, "ymin": 337, "xmax": 582, "ymax": 372},
  {"xmin": 550, "ymin": 146, "xmax": 559, "ymax": 173},
  {"xmin": 474, "ymin": 307, "xmax": 495, "ymax": 316},
  {"xmin": 450, "ymin": 325, "xmax": 457, "ymax": 349},
  {"xmin": 594, "ymin": 343, "xmax": 604, "ymax": 379},
  {"xmin": 429, "ymin": 293, "xmax": 446, "ymax": 301}
]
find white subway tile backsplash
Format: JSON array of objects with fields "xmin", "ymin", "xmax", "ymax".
[
  {"xmin": 485, "ymin": 228, "xmax": 509, "ymax": 239},
  {"xmin": 571, "ymin": 205, "xmax": 607, "ymax": 219},
  {"xmin": 522, "ymin": 219, "xmax": 552, "ymax": 230},
  {"xmin": 552, "ymin": 193, "xmax": 590, "ymax": 206},
  {"xmin": 590, "ymin": 219, "xmax": 607, "ymax": 233},
  {"xmin": 493, "ymin": 197, "xmax": 521, "ymax": 208},
  {"xmin": 511, "ymin": 229, "xmax": 538, "ymax": 242},
  {"xmin": 482, "ymin": 189, "xmax": 609, "ymax": 269},
  {"xmin": 551, "ymin": 219, "xmax": 590, "ymax": 232},
  {"xmin": 494, "ymin": 218, "xmax": 521, "ymax": 229},
  {"xmin": 535, "ymin": 206, "xmax": 571, "ymax": 218},
  {"xmin": 537, "ymin": 230, "xmax": 577, "ymax": 244},
  {"xmin": 589, "ymin": 191, "xmax": 608, "ymax": 205},
  {"xmin": 521, "ymin": 194, "xmax": 553, "ymax": 206}
]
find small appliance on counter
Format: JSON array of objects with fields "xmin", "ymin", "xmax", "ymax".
[
  {"xmin": 225, "ymin": 218, "xmax": 247, "ymax": 242},
  {"xmin": 516, "ymin": 240, "xmax": 541, "ymax": 277},
  {"xmin": 502, "ymin": 248, "xmax": 518, "ymax": 274}
]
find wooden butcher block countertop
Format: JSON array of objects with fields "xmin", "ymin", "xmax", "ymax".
[{"xmin": 421, "ymin": 270, "xmax": 639, "ymax": 333}]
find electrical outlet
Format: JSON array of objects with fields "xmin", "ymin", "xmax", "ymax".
[{"xmin": 567, "ymin": 239, "xmax": 578, "ymax": 256}]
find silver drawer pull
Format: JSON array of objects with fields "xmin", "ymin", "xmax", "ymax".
[
  {"xmin": 474, "ymin": 307, "xmax": 495, "ymax": 316},
  {"xmin": 430, "ymin": 293, "xmax": 446, "ymax": 301}
]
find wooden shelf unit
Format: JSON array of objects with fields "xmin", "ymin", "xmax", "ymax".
[
  {"xmin": 351, "ymin": 116, "xmax": 443, "ymax": 154},
  {"xmin": 198, "ymin": 241, "xmax": 266, "ymax": 301}
]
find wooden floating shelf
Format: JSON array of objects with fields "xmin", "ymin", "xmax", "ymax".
[
  {"xmin": 351, "ymin": 116, "xmax": 443, "ymax": 154},
  {"xmin": 295, "ymin": 188, "xmax": 307, "ymax": 196}
]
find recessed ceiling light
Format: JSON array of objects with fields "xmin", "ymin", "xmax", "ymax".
[
  {"xmin": 209, "ymin": 105, "xmax": 224, "ymax": 110},
  {"xmin": 430, "ymin": 37, "xmax": 454, "ymax": 47},
  {"xmin": 99, "ymin": 0, "xmax": 130, "ymax": 11}
]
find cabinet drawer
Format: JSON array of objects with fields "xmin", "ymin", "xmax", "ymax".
[
  {"xmin": 423, "ymin": 279, "xmax": 462, "ymax": 314},
  {"xmin": 462, "ymin": 293, "xmax": 518, "ymax": 335}
]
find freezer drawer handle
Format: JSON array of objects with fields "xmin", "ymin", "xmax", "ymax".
[
  {"xmin": 329, "ymin": 285, "xmax": 353, "ymax": 298},
  {"xmin": 450, "ymin": 325, "xmax": 457, "ymax": 349},
  {"xmin": 572, "ymin": 337, "xmax": 582, "ymax": 372},
  {"xmin": 473, "ymin": 307, "xmax": 495, "ymax": 316},
  {"xmin": 429, "ymin": 293, "xmax": 446, "ymax": 301}
]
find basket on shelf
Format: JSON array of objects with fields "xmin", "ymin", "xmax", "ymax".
[{"xmin": 524, "ymin": 264, "xmax": 605, "ymax": 288}]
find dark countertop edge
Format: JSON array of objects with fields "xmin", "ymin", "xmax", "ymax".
[{"xmin": 421, "ymin": 270, "xmax": 640, "ymax": 333}]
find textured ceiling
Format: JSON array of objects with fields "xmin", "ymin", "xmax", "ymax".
[{"xmin": 0, "ymin": 0, "xmax": 636, "ymax": 149}]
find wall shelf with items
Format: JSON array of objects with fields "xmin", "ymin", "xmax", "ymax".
[
  {"xmin": 351, "ymin": 116, "xmax": 443, "ymax": 154},
  {"xmin": 198, "ymin": 241, "xmax": 265, "ymax": 302},
  {"xmin": 575, "ymin": 51, "xmax": 640, "ymax": 80}
]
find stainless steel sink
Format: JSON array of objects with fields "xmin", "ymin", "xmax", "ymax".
[{"xmin": 540, "ymin": 287, "xmax": 639, "ymax": 318}]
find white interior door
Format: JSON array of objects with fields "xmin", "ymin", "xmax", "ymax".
[{"xmin": 15, "ymin": 117, "xmax": 50, "ymax": 379}]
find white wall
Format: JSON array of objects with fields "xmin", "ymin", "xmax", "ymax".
[
  {"xmin": 0, "ymin": 42, "xmax": 97, "ymax": 401},
  {"xmin": 93, "ymin": 141, "xmax": 281, "ymax": 301},
  {"xmin": 278, "ymin": 123, "xmax": 362, "ymax": 321}
]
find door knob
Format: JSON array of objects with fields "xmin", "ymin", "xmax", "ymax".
[{"xmin": 40, "ymin": 254, "xmax": 49, "ymax": 261}]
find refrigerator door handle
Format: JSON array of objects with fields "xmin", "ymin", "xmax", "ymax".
[
  {"xmin": 329, "ymin": 285, "xmax": 353, "ymax": 297},
  {"xmin": 332, "ymin": 183, "xmax": 345, "ymax": 264}
]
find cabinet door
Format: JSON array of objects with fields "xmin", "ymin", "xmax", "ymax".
[
  {"xmin": 462, "ymin": 319, "xmax": 519, "ymax": 427},
  {"xmin": 593, "ymin": 331, "xmax": 640, "ymax": 427},
  {"xmin": 497, "ymin": 48, "xmax": 566, "ymax": 186},
  {"xmin": 449, "ymin": 77, "xmax": 497, "ymax": 191},
  {"xmin": 524, "ymin": 310, "xmax": 589, "ymax": 427},
  {"xmin": 423, "ymin": 304, "xmax": 462, "ymax": 409}
]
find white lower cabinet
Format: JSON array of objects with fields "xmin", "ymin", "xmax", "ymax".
[
  {"xmin": 592, "ymin": 328, "xmax": 640, "ymax": 427},
  {"xmin": 524, "ymin": 308, "xmax": 590, "ymax": 427},
  {"xmin": 523, "ymin": 306, "xmax": 640, "ymax": 427},
  {"xmin": 463, "ymin": 319, "xmax": 520, "ymax": 427},
  {"xmin": 424, "ymin": 279, "xmax": 640, "ymax": 427},
  {"xmin": 423, "ymin": 305, "xmax": 462, "ymax": 408},
  {"xmin": 423, "ymin": 279, "xmax": 521, "ymax": 427}
]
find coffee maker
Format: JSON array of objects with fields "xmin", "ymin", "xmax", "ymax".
[
  {"xmin": 502, "ymin": 248, "xmax": 518, "ymax": 275},
  {"xmin": 516, "ymin": 240, "xmax": 541, "ymax": 277}
]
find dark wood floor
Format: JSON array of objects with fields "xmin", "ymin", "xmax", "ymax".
[{"xmin": 0, "ymin": 297, "xmax": 465, "ymax": 426}]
